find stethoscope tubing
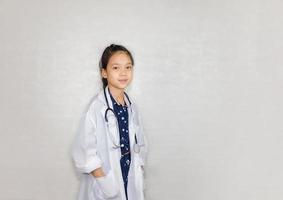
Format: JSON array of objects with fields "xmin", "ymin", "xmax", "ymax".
[{"xmin": 103, "ymin": 86, "xmax": 141, "ymax": 153}]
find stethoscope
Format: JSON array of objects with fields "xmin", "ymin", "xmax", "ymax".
[{"xmin": 103, "ymin": 86, "xmax": 143, "ymax": 155}]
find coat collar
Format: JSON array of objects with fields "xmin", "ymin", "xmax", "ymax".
[{"xmin": 97, "ymin": 85, "xmax": 131, "ymax": 110}]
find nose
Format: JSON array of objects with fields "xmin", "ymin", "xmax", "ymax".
[{"xmin": 120, "ymin": 68, "xmax": 127, "ymax": 75}]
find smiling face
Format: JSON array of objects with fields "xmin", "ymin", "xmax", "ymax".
[{"xmin": 101, "ymin": 51, "xmax": 134, "ymax": 90}]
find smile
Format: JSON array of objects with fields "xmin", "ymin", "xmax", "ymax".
[{"xmin": 119, "ymin": 79, "xmax": 128, "ymax": 83}]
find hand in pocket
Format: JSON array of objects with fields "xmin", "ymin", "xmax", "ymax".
[{"xmin": 95, "ymin": 170, "xmax": 120, "ymax": 199}]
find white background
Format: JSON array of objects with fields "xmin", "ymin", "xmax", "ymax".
[{"xmin": 0, "ymin": 0, "xmax": 282, "ymax": 199}]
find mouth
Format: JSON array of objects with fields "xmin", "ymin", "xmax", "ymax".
[{"xmin": 118, "ymin": 79, "xmax": 128, "ymax": 83}]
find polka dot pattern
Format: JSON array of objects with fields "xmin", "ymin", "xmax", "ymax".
[{"xmin": 109, "ymin": 89, "xmax": 131, "ymax": 200}]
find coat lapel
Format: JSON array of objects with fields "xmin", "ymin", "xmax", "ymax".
[{"xmin": 97, "ymin": 86, "xmax": 141, "ymax": 200}]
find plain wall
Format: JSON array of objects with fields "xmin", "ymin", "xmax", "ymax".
[{"xmin": 0, "ymin": 0, "xmax": 282, "ymax": 199}]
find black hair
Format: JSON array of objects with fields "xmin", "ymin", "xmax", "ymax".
[{"xmin": 99, "ymin": 44, "xmax": 135, "ymax": 88}]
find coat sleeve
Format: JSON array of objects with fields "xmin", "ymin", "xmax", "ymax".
[
  {"xmin": 71, "ymin": 106, "xmax": 102, "ymax": 174},
  {"xmin": 136, "ymin": 106, "xmax": 148, "ymax": 167}
]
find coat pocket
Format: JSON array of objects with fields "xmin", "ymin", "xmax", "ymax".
[{"xmin": 95, "ymin": 169, "xmax": 120, "ymax": 199}]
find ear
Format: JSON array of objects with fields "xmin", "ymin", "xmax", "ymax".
[{"xmin": 101, "ymin": 68, "xmax": 107, "ymax": 79}]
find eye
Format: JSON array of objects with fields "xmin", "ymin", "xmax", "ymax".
[
  {"xmin": 112, "ymin": 66, "xmax": 119, "ymax": 70},
  {"xmin": 126, "ymin": 66, "xmax": 133, "ymax": 70}
]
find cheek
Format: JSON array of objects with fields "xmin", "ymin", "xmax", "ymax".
[
  {"xmin": 107, "ymin": 72, "xmax": 118, "ymax": 80},
  {"xmin": 129, "ymin": 71, "xmax": 134, "ymax": 77}
]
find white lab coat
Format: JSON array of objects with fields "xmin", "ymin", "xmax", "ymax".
[{"xmin": 71, "ymin": 85, "xmax": 148, "ymax": 200}]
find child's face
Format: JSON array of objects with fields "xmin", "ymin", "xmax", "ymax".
[{"xmin": 102, "ymin": 51, "xmax": 133, "ymax": 90}]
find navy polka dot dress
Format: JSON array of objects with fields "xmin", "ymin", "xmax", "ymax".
[{"xmin": 109, "ymin": 88, "xmax": 131, "ymax": 200}]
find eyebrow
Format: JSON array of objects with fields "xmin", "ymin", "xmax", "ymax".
[{"xmin": 111, "ymin": 62, "xmax": 132, "ymax": 66}]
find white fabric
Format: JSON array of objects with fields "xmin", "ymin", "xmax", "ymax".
[{"xmin": 71, "ymin": 85, "xmax": 148, "ymax": 200}]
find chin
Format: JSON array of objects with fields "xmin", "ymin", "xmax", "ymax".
[
  {"xmin": 118, "ymin": 85, "xmax": 128, "ymax": 89},
  {"xmin": 117, "ymin": 82, "xmax": 130, "ymax": 89},
  {"xmin": 112, "ymin": 84, "xmax": 127, "ymax": 90},
  {"xmin": 109, "ymin": 81, "xmax": 130, "ymax": 89}
]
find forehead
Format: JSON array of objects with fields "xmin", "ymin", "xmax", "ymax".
[{"xmin": 108, "ymin": 51, "xmax": 132, "ymax": 65}]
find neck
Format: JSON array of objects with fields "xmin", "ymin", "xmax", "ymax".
[{"xmin": 108, "ymin": 85, "xmax": 125, "ymax": 105}]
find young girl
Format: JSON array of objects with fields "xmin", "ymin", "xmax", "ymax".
[{"xmin": 71, "ymin": 44, "xmax": 147, "ymax": 200}]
